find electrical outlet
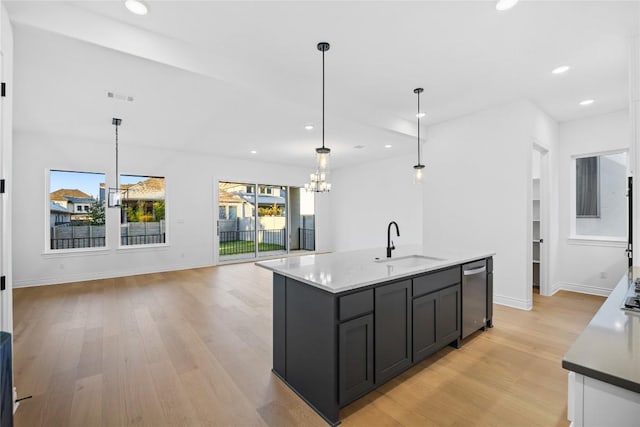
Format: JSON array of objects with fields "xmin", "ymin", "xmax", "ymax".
[{"xmin": 600, "ymin": 272, "xmax": 607, "ymax": 279}]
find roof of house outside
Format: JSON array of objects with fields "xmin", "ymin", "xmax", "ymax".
[
  {"xmin": 50, "ymin": 188, "xmax": 92, "ymax": 201},
  {"xmin": 238, "ymin": 194, "xmax": 285, "ymax": 205},
  {"xmin": 219, "ymin": 191, "xmax": 246, "ymax": 205},
  {"xmin": 65, "ymin": 196, "xmax": 95, "ymax": 204},
  {"xmin": 122, "ymin": 177, "xmax": 165, "ymax": 201},
  {"xmin": 50, "ymin": 202, "xmax": 72, "ymax": 213}
]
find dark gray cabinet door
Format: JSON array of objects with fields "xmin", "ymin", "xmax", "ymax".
[
  {"xmin": 375, "ymin": 280, "xmax": 412, "ymax": 384},
  {"xmin": 438, "ymin": 284, "xmax": 461, "ymax": 346},
  {"xmin": 487, "ymin": 271, "xmax": 493, "ymax": 327},
  {"xmin": 339, "ymin": 314, "xmax": 374, "ymax": 406},
  {"xmin": 412, "ymin": 291, "xmax": 438, "ymax": 362}
]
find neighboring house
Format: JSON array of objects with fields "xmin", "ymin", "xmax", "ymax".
[
  {"xmin": 219, "ymin": 183, "xmax": 286, "ymax": 219},
  {"xmin": 100, "ymin": 177, "xmax": 165, "ymax": 221},
  {"xmin": 49, "ymin": 202, "xmax": 72, "ymax": 226},
  {"xmin": 218, "ymin": 189, "xmax": 247, "ymax": 220},
  {"xmin": 50, "ymin": 188, "xmax": 96, "ymax": 222}
]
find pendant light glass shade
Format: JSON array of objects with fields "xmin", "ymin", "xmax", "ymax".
[
  {"xmin": 305, "ymin": 42, "xmax": 332, "ymax": 192},
  {"xmin": 413, "ymin": 88, "xmax": 425, "ymax": 184},
  {"xmin": 414, "ymin": 164, "xmax": 425, "ymax": 183},
  {"xmin": 316, "ymin": 147, "xmax": 330, "ymax": 171}
]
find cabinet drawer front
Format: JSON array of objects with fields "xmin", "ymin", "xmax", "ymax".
[
  {"xmin": 413, "ymin": 267, "xmax": 460, "ymax": 297},
  {"xmin": 339, "ymin": 289, "xmax": 374, "ymax": 321}
]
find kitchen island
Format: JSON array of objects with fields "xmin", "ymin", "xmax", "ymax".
[
  {"xmin": 257, "ymin": 247, "xmax": 494, "ymax": 425},
  {"xmin": 563, "ymin": 269, "xmax": 640, "ymax": 426}
]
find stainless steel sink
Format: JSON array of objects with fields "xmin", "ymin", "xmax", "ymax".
[{"xmin": 374, "ymin": 254, "xmax": 445, "ymax": 268}]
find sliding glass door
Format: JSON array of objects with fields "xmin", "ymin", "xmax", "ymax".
[
  {"xmin": 218, "ymin": 182, "xmax": 257, "ymax": 261},
  {"xmin": 256, "ymin": 185, "xmax": 287, "ymax": 257},
  {"xmin": 217, "ymin": 181, "xmax": 313, "ymax": 262}
]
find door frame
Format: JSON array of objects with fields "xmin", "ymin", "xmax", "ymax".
[
  {"xmin": 215, "ymin": 180, "xmax": 292, "ymax": 264},
  {"xmin": 529, "ymin": 142, "xmax": 551, "ymax": 300}
]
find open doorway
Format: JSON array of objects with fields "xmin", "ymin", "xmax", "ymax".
[{"xmin": 530, "ymin": 144, "xmax": 550, "ymax": 301}]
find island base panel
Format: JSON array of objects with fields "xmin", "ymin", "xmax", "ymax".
[{"xmin": 272, "ymin": 273, "xmax": 340, "ymax": 426}]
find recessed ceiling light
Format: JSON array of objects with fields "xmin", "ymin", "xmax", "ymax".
[
  {"xmin": 250, "ymin": 150, "xmax": 257, "ymax": 154},
  {"xmin": 304, "ymin": 124, "xmax": 314, "ymax": 131},
  {"xmin": 552, "ymin": 65, "xmax": 570, "ymax": 75},
  {"xmin": 125, "ymin": 0, "xmax": 148, "ymax": 15},
  {"xmin": 579, "ymin": 99, "xmax": 595, "ymax": 106},
  {"xmin": 496, "ymin": 0, "xmax": 519, "ymax": 11},
  {"xmin": 384, "ymin": 144, "xmax": 393, "ymax": 149},
  {"xmin": 416, "ymin": 112, "xmax": 426, "ymax": 118}
]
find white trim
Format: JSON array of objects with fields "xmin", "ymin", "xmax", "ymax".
[
  {"xmin": 553, "ymin": 282, "xmax": 612, "ymax": 297},
  {"xmin": 213, "ymin": 178, "xmax": 219, "ymax": 265},
  {"xmin": 42, "ymin": 247, "xmax": 110, "ymax": 258},
  {"xmin": 494, "ymin": 294, "xmax": 532, "ymax": 311},
  {"xmin": 567, "ymin": 237, "xmax": 626, "ymax": 247},
  {"xmin": 116, "ymin": 243, "xmax": 169, "ymax": 252},
  {"xmin": 571, "ymin": 148, "xmax": 630, "ymax": 160},
  {"xmin": 12, "ymin": 261, "xmax": 211, "ymax": 288}
]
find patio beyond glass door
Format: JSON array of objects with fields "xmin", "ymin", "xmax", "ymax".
[
  {"xmin": 257, "ymin": 185, "xmax": 287, "ymax": 257},
  {"xmin": 218, "ymin": 182, "xmax": 257, "ymax": 261}
]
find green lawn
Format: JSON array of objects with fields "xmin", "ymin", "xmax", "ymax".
[{"xmin": 219, "ymin": 240, "xmax": 285, "ymax": 256}]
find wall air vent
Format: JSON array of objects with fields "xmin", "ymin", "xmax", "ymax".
[{"xmin": 107, "ymin": 91, "xmax": 134, "ymax": 102}]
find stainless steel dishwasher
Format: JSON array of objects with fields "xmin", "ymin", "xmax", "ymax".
[{"xmin": 462, "ymin": 260, "xmax": 487, "ymax": 339}]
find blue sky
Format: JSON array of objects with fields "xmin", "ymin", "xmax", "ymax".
[{"xmin": 50, "ymin": 170, "xmax": 151, "ymax": 198}]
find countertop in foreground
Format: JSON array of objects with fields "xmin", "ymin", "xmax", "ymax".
[
  {"xmin": 563, "ymin": 269, "xmax": 640, "ymax": 393},
  {"xmin": 255, "ymin": 246, "xmax": 494, "ymax": 293}
]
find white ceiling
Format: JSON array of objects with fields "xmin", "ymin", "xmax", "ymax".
[{"xmin": 6, "ymin": 0, "xmax": 639, "ymax": 169}]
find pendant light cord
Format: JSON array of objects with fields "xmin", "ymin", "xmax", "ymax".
[
  {"xmin": 417, "ymin": 90, "xmax": 421, "ymax": 165},
  {"xmin": 115, "ymin": 122, "xmax": 119, "ymax": 190},
  {"xmin": 322, "ymin": 47, "xmax": 325, "ymax": 150}
]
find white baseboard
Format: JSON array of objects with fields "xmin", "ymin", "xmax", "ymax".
[
  {"xmin": 12, "ymin": 262, "xmax": 213, "ymax": 288},
  {"xmin": 553, "ymin": 282, "xmax": 612, "ymax": 297},
  {"xmin": 494, "ymin": 294, "xmax": 532, "ymax": 311}
]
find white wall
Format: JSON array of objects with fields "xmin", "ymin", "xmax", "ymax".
[
  {"xmin": 0, "ymin": 3, "xmax": 14, "ymax": 333},
  {"xmin": 330, "ymin": 154, "xmax": 423, "ymax": 254},
  {"xmin": 12, "ymin": 131, "xmax": 312, "ymax": 287},
  {"xmin": 421, "ymin": 100, "xmax": 558, "ymax": 310},
  {"xmin": 555, "ymin": 110, "xmax": 629, "ymax": 296}
]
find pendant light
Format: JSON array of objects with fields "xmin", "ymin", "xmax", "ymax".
[
  {"xmin": 107, "ymin": 117, "xmax": 124, "ymax": 207},
  {"xmin": 413, "ymin": 88, "xmax": 425, "ymax": 183},
  {"xmin": 305, "ymin": 42, "xmax": 332, "ymax": 193}
]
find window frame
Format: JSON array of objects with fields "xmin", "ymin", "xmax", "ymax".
[
  {"xmin": 117, "ymin": 174, "xmax": 168, "ymax": 249},
  {"xmin": 45, "ymin": 168, "xmax": 108, "ymax": 254},
  {"xmin": 569, "ymin": 148, "xmax": 628, "ymax": 243}
]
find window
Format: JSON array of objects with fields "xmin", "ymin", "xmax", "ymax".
[
  {"xmin": 258, "ymin": 185, "xmax": 273, "ymax": 195},
  {"xmin": 219, "ymin": 206, "xmax": 226, "ymax": 220},
  {"xmin": 49, "ymin": 170, "xmax": 105, "ymax": 250},
  {"xmin": 573, "ymin": 151, "xmax": 627, "ymax": 239},
  {"xmin": 228, "ymin": 206, "xmax": 237, "ymax": 220},
  {"xmin": 576, "ymin": 156, "xmax": 599, "ymax": 218},
  {"xmin": 119, "ymin": 175, "xmax": 166, "ymax": 246}
]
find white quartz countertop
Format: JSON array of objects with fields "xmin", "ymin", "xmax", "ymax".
[
  {"xmin": 563, "ymin": 270, "xmax": 640, "ymax": 393},
  {"xmin": 255, "ymin": 246, "xmax": 495, "ymax": 293}
]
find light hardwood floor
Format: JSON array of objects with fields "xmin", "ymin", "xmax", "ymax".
[{"xmin": 12, "ymin": 263, "xmax": 604, "ymax": 427}]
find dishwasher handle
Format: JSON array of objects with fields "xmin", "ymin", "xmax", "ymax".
[{"xmin": 463, "ymin": 266, "xmax": 486, "ymax": 276}]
